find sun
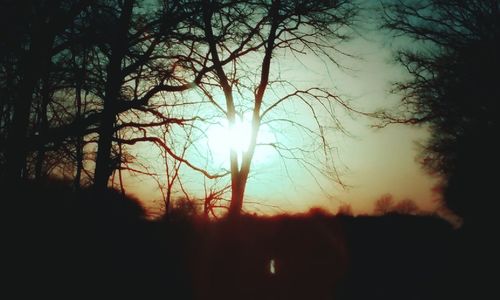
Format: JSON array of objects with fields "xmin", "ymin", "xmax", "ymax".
[{"xmin": 206, "ymin": 113, "xmax": 275, "ymax": 165}]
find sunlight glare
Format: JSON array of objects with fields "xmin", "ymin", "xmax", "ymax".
[
  {"xmin": 206, "ymin": 113, "xmax": 275, "ymax": 166},
  {"xmin": 229, "ymin": 114, "xmax": 252, "ymax": 153}
]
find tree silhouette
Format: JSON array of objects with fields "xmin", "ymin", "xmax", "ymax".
[
  {"xmin": 374, "ymin": 194, "xmax": 394, "ymax": 215},
  {"xmin": 90, "ymin": 0, "xmax": 236, "ymax": 192},
  {"xmin": 1, "ymin": 0, "xmax": 362, "ymax": 220},
  {"xmin": 91, "ymin": 0, "xmax": 202, "ymax": 191},
  {"xmin": 380, "ymin": 0, "xmax": 499, "ymax": 222},
  {"xmin": 393, "ymin": 199, "xmax": 419, "ymax": 215},
  {"xmin": 0, "ymin": 0, "xmax": 225, "ymax": 191},
  {"xmin": 195, "ymin": 0, "xmax": 359, "ymax": 217},
  {"xmin": 0, "ymin": 0, "xmax": 95, "ymax": 183},
  {"xmin": 337, "ymin": 203, "xmax": 353, "ymax": 216}
]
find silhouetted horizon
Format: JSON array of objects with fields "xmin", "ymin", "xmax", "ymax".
[
  {"xmin": 1, "ymin": 0, "xmax": 497, "ymax": 298},
  {"xmin": 5, "ymin": 179, "xmax": 470, "ymax": 299}
]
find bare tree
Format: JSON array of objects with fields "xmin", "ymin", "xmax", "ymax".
[
  {"xmin": 1, "ymin": 0, "xmax": 363, "ymax": 221},
  {"xmin": 202, "ymin": 176, "xmax": 231, "ymax": 218},
  {"xmin": 374, "ymin": 194, "xmax": 394, "ymax": 215},
  {"xmin": 0, "ymin": 0, "xmax": 225, "ymax": 196},
  {"xmin": 337, "ymin": 203, "xmax": 353, "ymax": 216},
  {"xmin": 393, "ymin": 199, "xmax": 419, "ymax": 215},
  {"xmin": 197, "ymin": 0, "xmax": 359, "ymax": 217},
  {"xmin": 0, "ymin": 0, "xmax": 95, "ymax": 184},
  {"xmin": 91, "ymin": 0, "xmax": 232, "ymax": 192}
]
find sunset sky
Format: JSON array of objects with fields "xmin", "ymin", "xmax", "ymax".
[
  {"xmin": 3, "ymin": 1, "xmax": 492, "ymax": 297},
  {"xmin": 119, "ymin": 13, "xmax": 440, "ymax": 216}
]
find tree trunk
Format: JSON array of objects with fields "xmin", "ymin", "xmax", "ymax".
[
  {"xmin": 93, "ymin": 86, "xmax": 119, "ymax": 191},
  {"xmin": 74, "ymin": 83, "xmax": 84, "ymax": 190},
  {"xmin": 4, "ymin": 27, "xmax": 54, "ymax": 183},
  {"xmin": 34, "ymin": 147, "xmax": 45, "ymax": 180},
  {"xmin": 5, "ymin": 70, "xmax": 38, "ymax": 181},
  {"xmin": 227, "ymin": 123, "xmax": 260, "ymax": 218},
  {"xmin": 93, "ymin": 0, "xmax": 134, "ymax": 192},
  {"xmin": 74, "ymin": 135, "xmax": 84, "ymax": 189},
  {"xmin": 202, "ymin": 0, "xmax": 278, "ymax": 218},
  {"xmin": 35, "ymin": 77, "xmax": 51, "ymax": 180},
  {"xmin": 228, "ymin": 177, "xmax": 245, "ymax": 218}
]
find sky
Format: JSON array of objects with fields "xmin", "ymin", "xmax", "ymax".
[{"xmin": 118, "ymin": 4, "xmax": 440, "ymax": 217}]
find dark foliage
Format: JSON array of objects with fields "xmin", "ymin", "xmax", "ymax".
[
  {"xmin": 381, "ymin": 0, "xmax": 499, "ymax": 225},
  {"xmin": 3, "ymin": 180, "xmax": 472, "ymax": 299}
]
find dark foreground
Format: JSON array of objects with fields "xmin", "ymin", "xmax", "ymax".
[{"xmin": 3, "ymin": 181, "xmax": 486, "ymax": 299}]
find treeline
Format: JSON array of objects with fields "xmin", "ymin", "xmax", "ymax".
[
  {"xmin": 1, "ymin": 0, "xmax": 498, "ymax": 223},
  {"xmin": 0, "ymin": 0, "xmax": 359, "ymax": 216},
  {"xmin": 0, "ymin": 0, "xmax": 202, "ymax": 188},
  {"xmin": 4, "ymin": 179, "xmax": 462, "ymax": 299}
]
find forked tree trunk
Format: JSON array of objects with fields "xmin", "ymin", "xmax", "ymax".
[{"xmin": 202, "ymin": 0, "xmax": 279, "ymax": 218}]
